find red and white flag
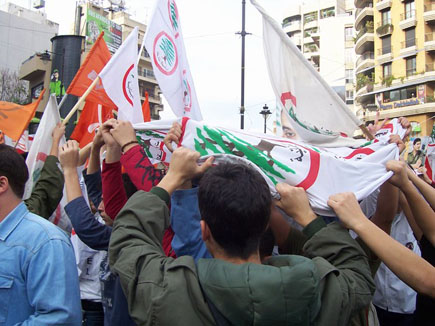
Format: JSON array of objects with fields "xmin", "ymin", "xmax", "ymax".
[
  {"xmin": 99, "ymin": 27, "xmax": 143, "ymax": 124},
  {"xmin": 250, "ymin": 0, "xmax": 363, "ymax": 147},
  {"xmin": 425, "ymin": 143, "xmax": 435, "ymax": 182},
  {"xmin": 145, "ymin": 0, "xmax": 202, "ymax": 121}
]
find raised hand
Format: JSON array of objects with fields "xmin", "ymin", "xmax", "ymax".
[
  {"xmin": 163, "ymin": 122, "xmax": 182, "ymax": 152},
  {"xmin": 327, "ymin": 192, "xmax": 366, "ymax": 230},
  {"xmin": 59, "ymin": 140, "xmax": 80, "ymax": 171},
  {"xmin": 275, "ymin": 184, "xmax": 316, "ymax": 227}
]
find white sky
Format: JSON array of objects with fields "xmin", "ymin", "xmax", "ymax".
[{"xmin": 13, "ymin": 0, "xmax": 305, "ymax": 132}]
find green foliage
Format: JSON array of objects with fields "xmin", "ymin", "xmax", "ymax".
[{"xmin": 381, "ymin": 75, "xmax": 395, "ymax": 87}]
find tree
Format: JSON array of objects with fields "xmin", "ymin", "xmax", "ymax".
[{"xmin": 0, "ymin": 68, "xmax": 29, "ymax": 104}]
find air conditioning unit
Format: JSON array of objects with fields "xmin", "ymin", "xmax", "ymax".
[{"xmin": 33, "ymin": 0, "xmax": 45, "ymax": 9}]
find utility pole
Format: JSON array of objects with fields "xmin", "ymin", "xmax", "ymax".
[{"xmin": 236, "ymin": 0, "xmax": 251, "ymax": 129}]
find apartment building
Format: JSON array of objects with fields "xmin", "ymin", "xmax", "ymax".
[
  {"xmin": 281, "ymin": 0, "xmax": 356, "ymax": 111},
  {"xmin": 355, "ymin": 0, "xmax": 435, "ymax": 137}
]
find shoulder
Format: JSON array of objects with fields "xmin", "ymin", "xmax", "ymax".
[{"xmin": 20, "ymin": 212, "xmax": 71, "ymax": 249}]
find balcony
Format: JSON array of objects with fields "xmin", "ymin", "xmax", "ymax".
[
  {"xmin": 376, "ymin": 21, "xmax": 393, "ymax": 37},
  {"xmin": 377, "ymin": 46, "xmax": 393, "ymax": 64},
  {"xmin": 138, "ymin": 68, "xmax": 156, "ymax": 81},
  {"xmin": 400, "ymin": 10, "xmax": 417, "ymax": 30},
  {"xmin": 375, "ymin": 0, "xmax": 392, "ymax": 11},
  {"xmin": 304, "ymin": 12, "xmax": 318, "ymax": 29},
  {"xmin": 355, "ymin": 4, "xmax": 374, "ymax": 30},
  {"xmin": 356, "ymin": 51, "xmax": 375, "ymax": 73},
  {"xmin": 355, "ymin": 24, "xmax": 374, "ymax": 55},
  {"xmin": 290, "ymin": 36, "xmax": 301, "ymax": 47},
  {"xmin": 425, "ymin": 33, "xmax": 435, "ymax": 51},
  {"xmin": 426, "ymin": 62, "xmax": 435, "ymax": 72},
  {"xmin": 283, "ymin": 20, "xmax": 301, "ymax": 33},
  {"xmin": 424, "ymin": 4, "xmax": 435, "ymax": 23},
  {"xmin": 400, "ymin": 38, "xmax": 417, "ymax": 57}
]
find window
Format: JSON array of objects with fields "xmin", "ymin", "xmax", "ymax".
[
  {"xmin": 345, "ymin": 27, "xmax": 353, "ymax": 41},
  {"xmin": 382, "ymin": 10, "xmax": 391, "ymax": 25},
  {"xmin": 31, "ymin": 83, "xmax": 43, "ymax": 99},
  {"xmin": 406, "ymin": 56, "xmax": 417, "ymax": 76},
  {"xmin": 345, "ymin": 69, "xmax": 354, "ymax": 83},
  {"xmin": 383, "ymin": 86, "xmax": 417, "ymax": 102},
  {"xmin": 405, "ymin": 28, "xmax": 415, "ymax": 47},
  {"xmin": 345, "ymin": 48, "xmax": 353, "ymax": 63},
  {"xmin": 320, "ymin": 7, "xmax": 335, "ymax": 19},
  {"xmin": 383, "ymin": 63, "xmax": 392, "ymax": 77},
  {"xmin": 382, "ymin": 36, "xmax": 392, "ymax": 54},
  {"xmin": 405, "ymin": 1, "xmax": 415, "ymax": 19},
  {"xmin": 345, "ymin": 90, "xmax": 354, "ymax": 104}
]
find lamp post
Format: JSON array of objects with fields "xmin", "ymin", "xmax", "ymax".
[{"xmin": 259, "ymin": 104, "xmax": 271, "ymax": 134}]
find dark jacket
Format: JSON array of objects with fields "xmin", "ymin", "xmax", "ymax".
[{"xmin": 109, "ymin": 188, "xmax": 375, "ymax": 326}]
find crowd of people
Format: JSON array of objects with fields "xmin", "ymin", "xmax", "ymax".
[{"xmin": 0, "ymin": 117, "xmax": 434, "ymax": 326}]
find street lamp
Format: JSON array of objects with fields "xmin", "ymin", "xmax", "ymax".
[{"xmin": 259, "ymin": 104, "xmax": 271, "ymax": 134}]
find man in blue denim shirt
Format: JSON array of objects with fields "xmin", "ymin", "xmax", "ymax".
[{"xmin": 0, "ymin": 144, "xmax": 81, "ymax": 325}]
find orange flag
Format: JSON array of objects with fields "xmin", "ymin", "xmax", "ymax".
[
  {"xmin": 0, "ymin": 89, "xmax": 45, "ymax": 141},
  {"xmin": 142, "ymin": 91, "xmax": 151, "ymax": 122},
  {"xmin": 66, "ymin": 32, "xmax": 116, "ymax": 109},
  {"xmin": 70, "ymin": 101, "xmax": 113, "ymax": 148}
]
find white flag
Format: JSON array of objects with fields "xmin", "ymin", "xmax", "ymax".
[
  {"xmin": 145, "ymin": 0, "xmax": 202, "ymax": 121},
  {"xmin": 250, "ymin": 0, "xmax": 363, "ymax": 147},
  {"xmin": 24, "ymin": 94, "xmax": 72, "ymax": 233},
  {"xmin": 100, "ymin": 27, "xmax": 144, "ymax": 124},
  {"xmin": 133, "ymin": 118, "xmax": 405, "ymax": 216}
]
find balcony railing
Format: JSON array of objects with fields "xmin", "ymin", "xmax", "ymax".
[
  {"xmin": 400, "ymin": 9, "xmax": 416, "ymax": 20},
  {"xmin": 377, "ymin": 45, "xmax": 392, "ymax": 55},
  {"xmin": 282, "ymin": 20, "xmax": 301, "ymax": 28},
  {"xmin": 354, "ymin": 23, "xmax": 374, "ymax": 43},
  {"xmin": 425, "ymin": 4, "xmax": 435, "ymax": 12},
  {"xmin": 304, "ymin": 12, "xmax": 318, "ymax": 24},
  {"xmin": 425, "ymin": 33, "xmax": 435, "ymax": 42},
  {"xmin": 401, "ymin": 38, "xmax": 416, "ymax": 49},
  {"xmin": 355, "ymin": 2, "xmax": 373, "ymax": 17},
  {"xmin": 406, "ymin": 68, "xmax": 417, "ymax": 77},
  {"xmin": 138, "ymin": 68, "xmax": 155, "ymax": 79},
  {"xmin": 376, "ymin": 21, "xmax": 393, "ymax": 36},
  {"xmin": 356, "ymin": 51, "xmax": 374, "ymax": 67}
]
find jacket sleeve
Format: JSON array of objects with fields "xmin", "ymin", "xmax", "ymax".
[
  {"xmin": 109, "ymin": 188, "xmax": 214, "ymax": 325},
  {"xmin": 83, "ymin": 169, "xmax": 102, "ymax": 208},
  {"xmin": 302, "ymin": 219, "xmax": 376, "ymax": 326},
  {"xmin": 278, "ymin": 227, "xmax": 308, "ymax": 255},
  {"xmin": 102, "ymin": 160, "xmax": 127, "ymax": 220},
  {"xmin": 65, "ymin": 196, "xmax": 112, "ymax": 251},
  {"xmin": 170, "ymin": 187, "xmax": 211, "ymax": 261},
  {"xmin": 120, "ymin": 144, "xmax": 164, "ymax": 192},
  {"xmin": 25, "ymin": 155, "xmax": 64, "ymax": 219}
]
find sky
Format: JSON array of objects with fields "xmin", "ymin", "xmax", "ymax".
[{"xmin": 11, "ymin": 0, "xmax": 305, "ymax": 132}]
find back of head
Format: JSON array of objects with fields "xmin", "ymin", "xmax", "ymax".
[
  {"xmin": 0, "ymin": 144, "xmax": 29, "ymax": 198},
  {"xmin": 198, "ymin": 162, "xmax": 271, "ymax": 259}
]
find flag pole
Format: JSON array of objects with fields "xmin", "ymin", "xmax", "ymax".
[
  {"xmin": 58, "ymin": 93, "xmax": 69, "ymax": 110},
  {"xmin": 62, "ymin": 76, "xmax": 100, "ymax": 125}
]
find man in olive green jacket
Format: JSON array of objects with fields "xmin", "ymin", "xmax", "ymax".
[{"xmin": 109, "ymin": 147, "xmax": 375, "ymax": 326}]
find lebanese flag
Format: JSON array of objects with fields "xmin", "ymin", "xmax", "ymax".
[
  {"xmin": 145, "ymin": 0, "xmax": 202, "ymax": 121},
  {"xmin": 66, "ymin": 32, "xmax": 116, "ymax": 109},
  {"xmin": 70, "ymin": 101, "xmax": 113, "ymax": 148},
  {"xmin": 142, "ymin": 91, "xmax": 151, "ymax": 122},
  {"xmin": 0, "ymin": 89, "xmax": 45, "ymax": 141},
  {"xmin": 99, "ymin": 27, "xmax": 143, "ymax": 124},
  {"xmin": 15, "ymin": 130, "xmax": 34, "ymax": 154}
]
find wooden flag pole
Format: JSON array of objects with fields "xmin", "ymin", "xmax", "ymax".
[
  {"xmin": 359, "ymin": 123, "xmax": 374, "ymax": 140},
  {"xmin": 62, "ymin": 76, "xmax": 100, "ymax": 125}
]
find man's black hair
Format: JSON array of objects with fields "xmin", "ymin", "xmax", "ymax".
[
  {"xmin": 198, "ymin": 162, "xmax": 271, "ymax": 259},
  {"xmin": 413, "ymin": 137, "xmax": 421, "ymax": 145},
  {"xmin": 0, "ymin": 144, "xmax": 29, "ymax": 198}
]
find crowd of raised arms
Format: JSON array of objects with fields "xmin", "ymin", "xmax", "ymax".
[{"xmin": 0, "ymin": 116, "xmax": 434, "ymax": 326}]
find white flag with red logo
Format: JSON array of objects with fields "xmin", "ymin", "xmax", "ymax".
[
  {"xmin": 251, "ymin": 0, "xmax": 363, "ymax": 147},
  {"xmin": 145, "ymin": 0, "xmax": 202, "ymax": 121},
  {"xmin": 24, "ymin": 94, "xmax": 72, "ymax": 233},
  {"xmin": 425, "ymin": 143, "xmax": 435, "ymax": 182},
  {"xmin": 99, "ymin": 27, "xmax": 144, "ymax": 124}
]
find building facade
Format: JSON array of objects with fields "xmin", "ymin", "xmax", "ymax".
[
  {"xmin": 355, "ymin": 0, "xmax": 435, "ymax": 138},
  {"xmin": 0, "ymin": 2, "xmax": 58, "ymax": 72},
  {"xmin": 281, "ymin": 0, "xmax": 356, "ymax": 111}
]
